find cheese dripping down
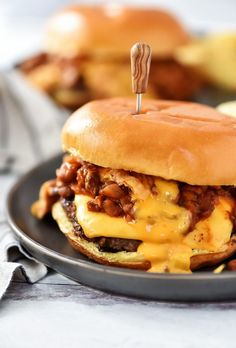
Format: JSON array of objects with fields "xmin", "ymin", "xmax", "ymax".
[{"xmin": 74, "ymin": 178, "xmax": 233, "ymax": 273}]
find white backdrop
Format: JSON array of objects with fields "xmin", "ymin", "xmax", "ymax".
[{"xmin": 1, "ymin": 0, "xmax": 236, "ymax": 68}]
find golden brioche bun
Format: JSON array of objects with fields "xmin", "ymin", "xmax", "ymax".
[
  {"xmin": 52, "ymin": 201, "xmax": 236, "ymax": 271},
  {"xmin": 45, "ymin": 5, "xmax": 190, "ymax": 59},
  {"xmin": 62, "ymin": 97, "xmax": 236, "ymax": 186}
]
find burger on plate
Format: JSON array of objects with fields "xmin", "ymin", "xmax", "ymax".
[
  {"xmin": 32, "ymin": 97, "xmax": 236, "ymax": 273},
  {"xmin": 19, "ymin": 5, "xmax": 201, "ymax": 109}
]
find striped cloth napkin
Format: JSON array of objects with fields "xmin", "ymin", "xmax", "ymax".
[{"xmin": 0, "ymin": 70, "xmax": 68, "ymax": 299}]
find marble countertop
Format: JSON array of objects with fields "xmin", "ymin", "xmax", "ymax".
[{"xmin": 2, "ymin": 271, "xmax": 236, "ymax": 348}]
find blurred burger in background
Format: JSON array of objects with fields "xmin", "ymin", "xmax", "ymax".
[
  {"xmin": 175, "ymin": 32, "xmax": 236, "ymax": 92},
  {"xmin": 19, "ymin": 5, "xmax": 202, "ymax": 109}
]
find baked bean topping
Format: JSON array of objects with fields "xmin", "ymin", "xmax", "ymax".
[
  {"xmin": 53, "ymin": 156, "xmax": 135, "ymax": 220},
  {"xmin": 179, "ymin": 185, "xmax": 223, "ymax": 231},
  {"xmin": 35, "ymin": 155, "xmax": 236, "ymax": 227},
  {"xmin": 56, "ymin": 162, "xmax": 80, "ymax": 183},
  {"xmin": 57, "ymin": 186, "xmax": 74, "ymax": 198},
  {"xmin": 87, "ymin": 200, "xmax": 102, "ymax": 213},
  {"xmin": 102, "ymin": 198, "xmax": 123, "ymax": 217},
  {"xmin": 99, "ymin": 182, "xmax": 125, "ymax": 199}
]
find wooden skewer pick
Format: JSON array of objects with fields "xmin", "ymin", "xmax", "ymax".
[{"xmin": 130, "ymin": 43, "xmax": 152, "ymax": 114}]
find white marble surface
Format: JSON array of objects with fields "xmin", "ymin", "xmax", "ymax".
[
  {"xmin": 1, "ymin": 273, "xmax": 236, "ymax": 348},
  {"xmin": 1, "ymin": 274, "xmax": 236, "ymax": 348}
]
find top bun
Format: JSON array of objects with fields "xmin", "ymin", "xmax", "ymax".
[
  {"xmin": 45, "ymin": 5, "xmax": 190, "ymax": 59},
  {"xmin": 62, "ymin": 97, "xmax": 236, "ymax": 186}
]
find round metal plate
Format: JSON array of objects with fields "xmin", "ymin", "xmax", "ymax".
[{"xmin": 6, "ymin": 154, "xmax": 236, "ymax": 301}]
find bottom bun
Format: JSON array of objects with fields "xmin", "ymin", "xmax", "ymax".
[
  {"xmin": 52, "ymin": 202, "xmax": 236, "ymax": 272},
  {"xmin": 67, "ymin": 232, "xmax": 150, "ymax": 270},
  {"xmin": 52, "ymin": 202, "xmax": 150, "ymax": 270},
  {"xmin": 190, "ymin": 236, "xmax": 236, "ymax": 270}
]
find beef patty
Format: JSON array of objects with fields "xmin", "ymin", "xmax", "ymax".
[{"xmin": 61, "ymin": 198, "xmax": 141, "ymax": 253}]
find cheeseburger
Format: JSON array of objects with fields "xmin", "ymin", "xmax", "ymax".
[
  {"xmin": 32, "ymin": 97, "xmax": 236, "ymax": 273},
  {"xmin": 19, "ymin": 5, "xmax": 201, "ymax": 108}
]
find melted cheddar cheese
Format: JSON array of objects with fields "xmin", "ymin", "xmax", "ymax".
[
  {"xmin": 74, "ymin": 178, "xmax": 233, "ymax": 273},
  {"xmin": 184, "ymin": 198, "xmax": 233, "ymax": 251}
]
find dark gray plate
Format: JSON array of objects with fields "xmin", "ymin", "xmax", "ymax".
[{"xmin": 6, "ymin": 154, "xmax": 236, "ymax": 301}]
